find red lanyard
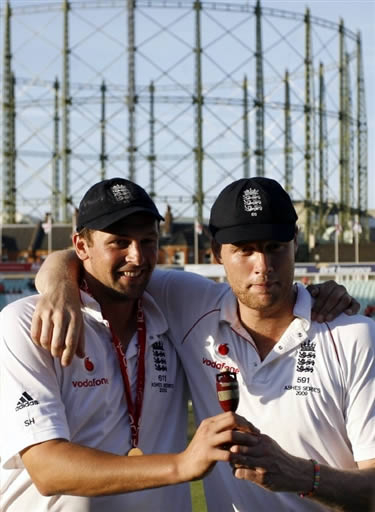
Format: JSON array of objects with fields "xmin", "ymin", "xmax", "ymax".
[{"xmin": 109, "ymin": 299, "xmax": 146, "ymax": 448}]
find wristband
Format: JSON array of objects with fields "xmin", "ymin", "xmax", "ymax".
[{"xmin": 299, "ymin": 459, "xmax": 320, "ymax": 498}]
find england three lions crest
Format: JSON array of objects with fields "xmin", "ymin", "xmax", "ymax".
[
  {"xmin": 110, "ymin": 183, "xmax": 134, "ymax": 204},
  {"xmin": 242, "ymin": 188, "xmax": 263, "ymax": 215}
]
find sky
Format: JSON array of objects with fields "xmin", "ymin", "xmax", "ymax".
[
  {"xmin": 1, "ymin": 0, "xmax": 375, "ymax": 217},
  {"xmin": 261, "ymin": 0, "xmax": 375, "ymax": 210}
]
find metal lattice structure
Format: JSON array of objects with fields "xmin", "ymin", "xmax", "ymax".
[{"xmin": 1, "ymin": 0, "xmax": 369, "ymax": 246}]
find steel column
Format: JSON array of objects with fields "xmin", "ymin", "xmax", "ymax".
[
  {"xmin": 193, "ymin": 1, "xmax": 204, "ymax": 224},
  {"xmin": 254, "ymin": 0, "xmax": 265, "ymax": 177},
  {"xmin": 242, "ymin": 75, "xmax": 250, "ymax": 178},
  {"xmin": 148, "ymin": 81, "xmax": 156, "ymax": 198},
  {"xmin": 127, "ymin": 0, "xmax": 137, "ymax": 181},
  {"xmin": 52, "ymin": 77, "xmax": 60, "ymax": 221},
  {"xmin": 100, "ymin": 81, "xmax": 107, "ymax": 181},
  {"xmin": 304, "ymin": 8, "xmax": 313, "ymax": 247},
  {"xmin": 356, "ymin": 32, "xmax": 369, "ymax": 239},
  {"xmin": 2, "ymin": 1, "xmax": 16, "ymax": 223},
  {"xmin": 318, "ymin": 63, "xmax": 328, "ymax": 237},
  {"xmin": 284, "ymin": 70, "xmax": 292, "ymax": 194},
  {"xmin": 61, "ymin": 0, "xmax": 71, "ymax": 222}
]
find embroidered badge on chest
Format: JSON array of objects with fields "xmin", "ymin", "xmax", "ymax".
[
  {"xmin": 296, "ymin": 340, "xmax": 316, "ymax": 373},
  {"xmin": 152, "ymin": 340, "xmax": 167, "ymax": 372},
  {"xmin": 242, "ymin": 187, "xmax": 263, "ymax": 215}
]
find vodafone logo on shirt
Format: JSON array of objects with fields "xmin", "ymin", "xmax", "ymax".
[
  {"xmin": 201, "ymin": 340, "xmax": 239, "ymax": 373},
  {"xmin": 72, "ymin": 377, "xmax": 109, "ymax": 388},
  {"xmin": 202, "ymin": 357, "xmax": 239, "ymax": 374},
  {"xmin": 71, "ymin": 355, "xmax": 109, "ymax": 388}
]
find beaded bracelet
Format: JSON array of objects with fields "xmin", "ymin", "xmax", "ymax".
[{"xmin": 299, "ymin": 459, "xmax": 320, "ymax": 498}]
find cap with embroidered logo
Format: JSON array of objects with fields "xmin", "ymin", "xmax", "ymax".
[
  {"xmin": 209, "ymin": 177, "xmax": 297, "ymax": 244},
  {"xmin": 76, "ymin": 177, "xmax": 164, "ymax": 232}
]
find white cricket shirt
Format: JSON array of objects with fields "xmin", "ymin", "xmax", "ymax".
[
  {"xmin": 148, "ymin": 270, "xmax": 375, "ymax": 512},
  {"xmin": 0, "ymin": 290, "xmax": 190, "ymax": 512}
]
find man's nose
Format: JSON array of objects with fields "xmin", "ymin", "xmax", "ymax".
[
  {"xmin": 126, "ymin": 241, "xmax": 144, "ymax": 265},
  {"xmin": 254, "ymin": 251, "xmax": 273, "ymax": 273}
]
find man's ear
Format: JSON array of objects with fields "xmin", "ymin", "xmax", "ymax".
[
  {"xmin": 72, "ymin": 233, "xmax": 90, "ymax": 261},
  {"xmin": 211, "ymin": 239, "xmax": 223, "ymax": 264}
]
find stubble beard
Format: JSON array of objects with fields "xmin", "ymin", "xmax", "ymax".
[
  {"xmin": 228, "ymin": 276, "xmax": 281, "ymax": 313},
  {"xmin": 111, "ymin": 271, "xmax": 152, "ymax": 302},
  {"xmin": 88, "ymin": 267, "xmax": 153, "ymax": 304},
  {"xmin": 235, "ymin": 287, "xmax": 278, "ymax": 312},
  {"xmin": 232, "ymin": 278, "xmax": 295, "ymax": 316}
]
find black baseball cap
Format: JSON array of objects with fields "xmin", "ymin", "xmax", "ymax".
[
  {"xmin": 76, "ymin": 177, "xmax": 164, "ymax": 232},
  {"xmin": 209, "ymin": 177, "xmax": 298, "ymax": 244}
]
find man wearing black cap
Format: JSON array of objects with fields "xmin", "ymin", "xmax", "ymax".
[
  {"xmin": 29, "ymin": 178, "xmax": 369, "ymax": 511},
  {"xmin": 205, "ymin": 177, "xmax": 374, "ymax": 511},
  {"xmin": 0, "ymin": 178, "xmax": 251, "ymax": 512},
  {"xmin": 144, "ymin": 177, "xmax": 375, "ymax": 511}
]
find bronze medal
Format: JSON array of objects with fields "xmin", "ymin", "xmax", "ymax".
[{"xmin": 128, "ymin": 447, "xmax": 144, "ymax": 456}]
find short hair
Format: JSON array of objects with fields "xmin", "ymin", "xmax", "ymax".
[{"xmin": 76, "ymin": 227, "xmax": 95, "ymax": 246}]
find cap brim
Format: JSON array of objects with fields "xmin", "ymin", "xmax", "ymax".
[
  {"xmin": 213, "ymin": 223, "xmax": 296, "ymax": 244},
  {"xmin": 78, "ymin": 207, "xmax": 164, "ymax": 232}
]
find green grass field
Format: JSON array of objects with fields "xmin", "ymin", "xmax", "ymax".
[
  {"xmin": 191, "ymin": 480, "xmax": 207, "ymax": 512},
  {"xmin": 188, "ymin": 402, "xmax": 208, "ymax": 512}
]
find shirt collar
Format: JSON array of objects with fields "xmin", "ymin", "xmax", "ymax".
[
  {"xmin": 218, "ymin": 281, "xmax": 312, "ymax": 331},
  {"xmin": 219, "ymin": 287, "xmax": 240, "ymax": 326},
  {"xmin": 79, "ymin": 289, "xmax": 169, "ymax": 337},
  {"xmin": 292, "ymin": 282, "xmax": 312, "ymax": 331}
]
